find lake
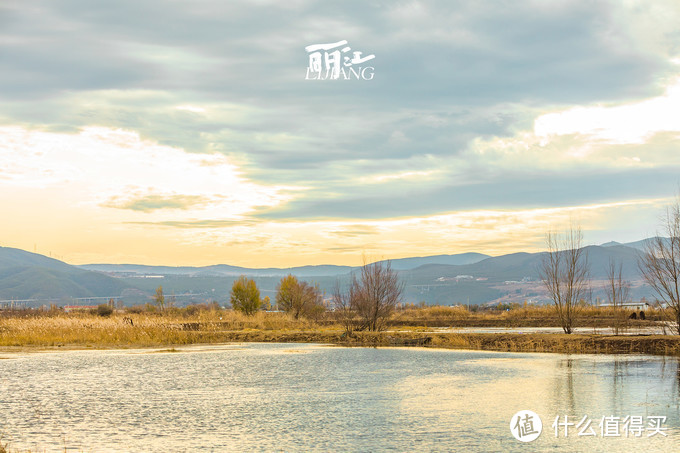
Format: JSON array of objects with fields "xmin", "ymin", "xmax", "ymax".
[{"xmin": 1, "ymin": 343, "xmax": 679, "ymax": 452}]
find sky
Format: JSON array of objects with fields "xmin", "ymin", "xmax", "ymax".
[{"xmin": 1, "ymin": 0, "xmax": 680, "ymax": 267}]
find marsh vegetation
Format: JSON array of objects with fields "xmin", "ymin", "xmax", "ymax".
[{"xmin": 0, "ymin": 303, "xmax": 677, "ymax": 355}]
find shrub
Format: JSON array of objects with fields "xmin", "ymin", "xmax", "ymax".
[
  {"xmin": 230, "ymin": 276, "xmax": 261, "ymax": 316},
  {"xmin": 275, "ymin": 274, "xmax": 324, "ymax": 319},
  {"xmin": 126, "ymin": 305, "xmax": 146, "ymax": 314},
  {"xmin": 96, "ymin": 304, "xmax": 113, "ymax": 317}
]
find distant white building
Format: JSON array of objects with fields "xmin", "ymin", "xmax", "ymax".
[{"xmin": 598, "ymin": 301, "xmax": 650, "ymax": 310}]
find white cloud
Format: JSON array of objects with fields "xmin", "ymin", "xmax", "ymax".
[
  {"xmin": 468, "ymin": 75, "xmax": 680, "ymax": 171},
  {"xmin": 0, "ymin": 125, "xmax": 296, "ymax": 217},
  {"xmin": 534, "ymin": 77, "xmax": 680, "ymax": 144},
  {"xmin": 175, "ymin": 105, "xmax": 206, "ymax": 113},
  {"xmin": 362, "ymin": 170, "xmax": 439, "ymax": 184},
  {"xmin": 171, "ymin": 197, "xmax": 669, "ymax": 264}
]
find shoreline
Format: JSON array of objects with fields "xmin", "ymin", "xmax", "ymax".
[{"xmin": 2, "ymin": 330, "xmax": 680, "ymax": 356}]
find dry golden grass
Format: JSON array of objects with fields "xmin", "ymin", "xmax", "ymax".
[
  {"xmin": 0, "ymin": 305, "xmax": 675, "ymax": 355},
  {"xmin": 393, "ymin": 305, "xmax": 471, "ymax": 322},
  {"xmin": 0, "ymin": 310, "xmax": 321, "ymax": 348},
  {"xmin": 390, "ymin": 304, "xmax": 664, "ymax": 328}
]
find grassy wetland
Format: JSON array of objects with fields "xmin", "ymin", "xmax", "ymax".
[{"xmin": 1, "ymin": 304, "xmax": 679, "ymax": 356}]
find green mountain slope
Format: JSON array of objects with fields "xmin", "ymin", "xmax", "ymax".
[
  {"xmin": 0, "ymin": 247, "xmax": 135, "ymax": 303},
  {"xmin": 0, "ymin": 242, "xmax": 661, "ymax": 306}
]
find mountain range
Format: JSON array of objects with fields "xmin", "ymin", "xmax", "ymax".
[
  {"xmin": 0, "ymin": 247, "xmax": 130, "ymax": 302},
  {"xmin": 0, "ymin": 240, "xmax": 662, "ymax": 307},
  {"xmin": 79, "ymin": 252, "xmax": 490, "ymax": 277}
]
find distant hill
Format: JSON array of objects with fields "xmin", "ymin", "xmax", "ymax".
[
  {"xmin": 80, "ymin": 263, "xmax": 355, "ymax": 277},
  {"xmin": 600, "ymin": 237, "xmax": 668, "ymax": 252},
  {"xmin": 0, "ymin": 246, "xmax": 75, "ymax": 272},
  {"xmin": 0, "ymin": 241, "xmax": 665, "ymax": 307},
  {"xmin": 398, "ymin": 244, "xmax": 654, "ymax": 305},
  {"xmin": 0, "ymin": 247, "xmax": 134, "ymax": 304},
  {"xmin": 79, "ymin": 252, "xmax": 490, "ymax": 277},
  {"xmin": 407, "ymin": 245, "xmax": 643, "ymax": 281},
  {"xmin": 386, "ymin": 252, "xmax": 490, "ymax": 270},
  {"xmin": 0, "ymin": 249, "xmax": 490, "ymax": 306},
  {"xmin": 83, "ymin": 244, "xmax": 658, "ymax": 306}
]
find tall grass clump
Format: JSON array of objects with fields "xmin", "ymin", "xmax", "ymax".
[{"xmin": 0, "ymin": 307, "xmax": 323, "ymax": 348}]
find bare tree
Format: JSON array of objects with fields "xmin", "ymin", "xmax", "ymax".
[
  {"xmin": 638, "ymin": 199, "xmax": 680, "ymax": 334},
  {"xmin": 353, "ymin": 260, "xmax": 404, "ymax": 331},
  {"xmin": 153, "ymin": 285, "xmax": 165, "ymax": 312},
  {"xmin": 332, "ymin": 280, "xmax": 357, "ymax": 335},
  {"xmin": 333, "ymin": 259, "xmax": 404, "ymax": 332},
  {"xmin": 540, "ymin": 225, "xmax": 590, "ymax": 334},
  {"xmin": 605, "ymin": 258, "xmax": 631, "ymax": 335}
]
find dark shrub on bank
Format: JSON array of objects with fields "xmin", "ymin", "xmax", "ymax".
[
  {"xmin": 125, "ymin": 305, "xmax": 146, "ymax": 314},
  {"xmin": 95, "ymin": 304, "xmax": 113, "ymax": 317}
]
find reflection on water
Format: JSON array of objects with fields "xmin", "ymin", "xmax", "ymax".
[{"xmin": 0, "ymin": 344, "xmax": 678, "ymax": 452}]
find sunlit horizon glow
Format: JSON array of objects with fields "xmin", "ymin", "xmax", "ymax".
[{"xmin": 1, "ymin": 1, "xmax": 680, "ymax": 267}]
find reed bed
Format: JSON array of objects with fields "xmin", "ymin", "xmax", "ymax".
[
  {"xmin": 0, "ymin": 310, "xmax": 320, "ymax": 347},
  {"xmin": 390, "ymin": 304, "xmax": 663, "ymax": 327},
  {"xmin": 0, "ymin": 305, "xmax": 677, "ymax": 355}
]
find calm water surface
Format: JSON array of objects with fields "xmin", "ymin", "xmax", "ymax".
[{"xmin": 1, "ymin": 343, "xmax": 679, "ymax": 452}]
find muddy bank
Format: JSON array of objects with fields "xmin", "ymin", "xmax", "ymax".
[
  {"xmin": 2, "ymin": 322, "xmax": 679, "ymax": 356},
  {"xmin": 200, "ymin": 330, "xmax": 680, "ymax": 356}
]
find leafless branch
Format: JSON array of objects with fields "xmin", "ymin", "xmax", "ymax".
[
  {"xmin": 605, "ymin": 258, "xmax": 630, "ymax": 335},
  {"xmin": 638, "ymin": 199, "xmax": 680, "ymax": 334},
  {"xmin": 540, "ymin": 224, "xmax": 589, "ymax": 334}
]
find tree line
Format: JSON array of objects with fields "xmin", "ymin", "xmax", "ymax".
[
  {"xmin": 540, "ymin": 195, "xmax": 680, "ymax": 335},
  {"xmin": 147, "ymin": 194, "xmax": 680, "ymax": 336},
  {"xmin": 229, "ymin": 260, "xmax": 404, "ymax": 332}
]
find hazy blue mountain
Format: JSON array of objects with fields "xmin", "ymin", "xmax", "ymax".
[
  {"xmin": 398, "ymin": 244, "xmax": 656, "ymax": 305},
  {"xmin": 79, "ymin": 263, "xmax": 233, "ymax": 276},
  {"xmin": 80, "ymin": 252, "xmax": 490, "ymax": 277},
  {"xmin": 620, "ymin": 237, "xmax": 669, "ymax": 252},
  {"xmin": 0, "ymin": 241, "xmax": 664, "ymax": 306},
  {"xmin": 81, "ymin": 263, "xmax": 354, "ymax": 277},
  {"xmin": 405, "ymin": 245, "xmax": 643, "ymax": 282},
  {"xmin": 0, "ymin": 246, "xmax": 75, "ymax": 272},
  {"xmin": 385, "ymin": 252, "xmax": 489, "ymax": 270},
  {"xmin": 108, "ymin": 244, "xmax": 655, "ymax": 305},
  {"xmin": 202, "ymin": 264, "xmax": 354, "ymax": 277},
  {"xmin": 0, "ymin": 246, "xmax": 134, "ymax": 303},
  {"xmin": 601, "ymin": 237, "xmax": 671, "ymax": 251}
]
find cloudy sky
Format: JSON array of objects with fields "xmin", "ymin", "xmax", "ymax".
[{"xmin": 2, "ymin": 0, "xmax": 680, "ymax": 267}]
